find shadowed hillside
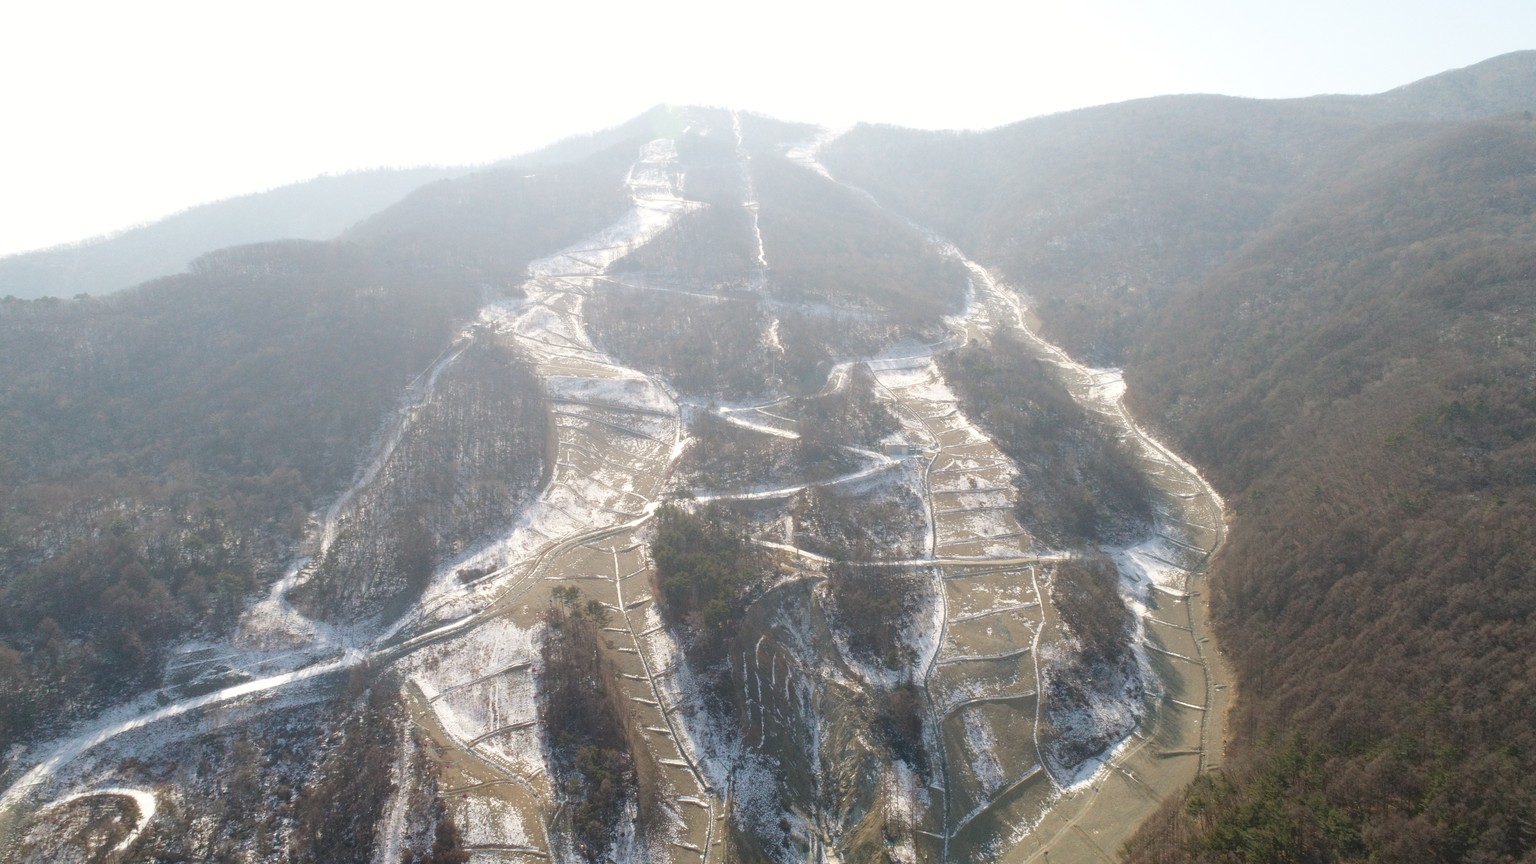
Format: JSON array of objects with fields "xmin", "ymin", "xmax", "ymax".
[
  {"xmin": 0, "ymin": 139, "xmax": 641, "ymax": 753},
  {"xmin": 1121, "ymin": 115, "xmax": 1536, "ymax": 864}
]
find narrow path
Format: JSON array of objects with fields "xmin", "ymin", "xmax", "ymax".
[{"xmin": 610, "ymin": 542, "xmax": 717, "ymax": 862}]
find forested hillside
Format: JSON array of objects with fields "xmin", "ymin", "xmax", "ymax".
[
  {"xmin": 1123, "ymin": 115, "xmax": 1536, "ymax": 864},
  {"xmin": 825, "ymin": 51, "xmax": 1536, "ymax": 863},
  {"xmin": 0, "ymin": 139, "xmax": 642, "ymax": 753},
  {"xmin": 824, "ymin": 97, "xmax": 1355, "ymax": 363},
  {"xmin": 939, "ymin": 332, "xmax": 1151, "ymax": 545},
  {"xmin": 0, "ymin": 105, "xmax": 691, "ymax": 302}
]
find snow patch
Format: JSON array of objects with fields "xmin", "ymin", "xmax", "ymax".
[
  {"xmin": 960, "ymin": 707, "xmax": 1006, "ymax": 796},
  {"xmin": 45, "ymin": 787, "xmax": 157, "ymax": 855},
  {"xmin": 1110, "ymin": 538, "xmax": 1190, "ymax": 593},
  {"xmin": 456, "ymin": 794, "xmax": 534, "ymax": 848},
  {"xmin": 545, "ymin": 374, "xmax": 674, "ymax": 416}
]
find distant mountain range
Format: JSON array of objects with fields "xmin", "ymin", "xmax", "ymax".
[
  {"xmin": 0, "ymin": 167, "xmax": 482, "ymax": 300},
  {"xmin": 0, "ymin": 107, "xmax": 700, "ymax": 301}
]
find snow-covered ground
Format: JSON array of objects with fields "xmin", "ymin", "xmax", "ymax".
[
  {"xmin": 409, "ymin": 618, "xmax": 543, "ymax": 777},
  {"xmin": 0, "ymin": 649, "xmax": 353, "ymax": 843},
  {"xmin": 391, "ymin": 136, "xmax": 718, "ymax": 859},
  {"xmin": 691, "ymin": 446, "xmax": 899, "ymax": 504},
  {"xmin": 544, "ymin": 374, "xmax": 674, "ymax": 415},
  {"xmin": 960, "ymin": 707, "xmax": 1007, "ymax": 796}
]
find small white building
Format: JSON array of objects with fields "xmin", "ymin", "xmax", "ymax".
[{"xmin": 880, "ymin": 434, "xmax": 921, "ymax": 458}]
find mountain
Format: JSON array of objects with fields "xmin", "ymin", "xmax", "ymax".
[
  {"xmin": 2, "ymin": 52, "xmax": 1535, "ymax": 864},
  {"xmin": 1122, "ymin": 112, "xmax": 1536, "ymax": 864},
  {"xmin": 0, "ymin": 105, "xmax": 1174, "ymax": 864},
  {"xmin": 0, "ymin": 140, "xmax": 641, "ymax": 753},
  {"xmin": 824, "ymin": 50, "xmax": 1536, "ymax": 863},
  {"xmin": 1309, "ymin": 48, "xmax": 1536, "ymax": 122},
  {"xmin": 823, "ymin": 51, "xmax": 1536, "ymax": 365},
  {"xmin": 0, "ymin": 106, "xmax": 708, "ymax": 303},
  {"xmin": 0, "ymin": 167, "xmax": 479, "ymax": 300}
]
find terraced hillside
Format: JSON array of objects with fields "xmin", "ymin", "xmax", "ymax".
[{"xmin": 0, "ymin": 107, "xmax": 1225, "ymax": 864}]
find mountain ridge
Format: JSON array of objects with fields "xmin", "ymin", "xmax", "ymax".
[
  {"xmin": 9, "ymin": 51, "xmax": 1532, "ymax": 303},
  {"xmin": 0, "ymin": 166, "xmax": 473, "ymax": 300}
]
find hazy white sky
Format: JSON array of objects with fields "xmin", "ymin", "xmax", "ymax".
[{"xmin": 2, "ymin": 0, "xmax": 1532, "ymax": 257}]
